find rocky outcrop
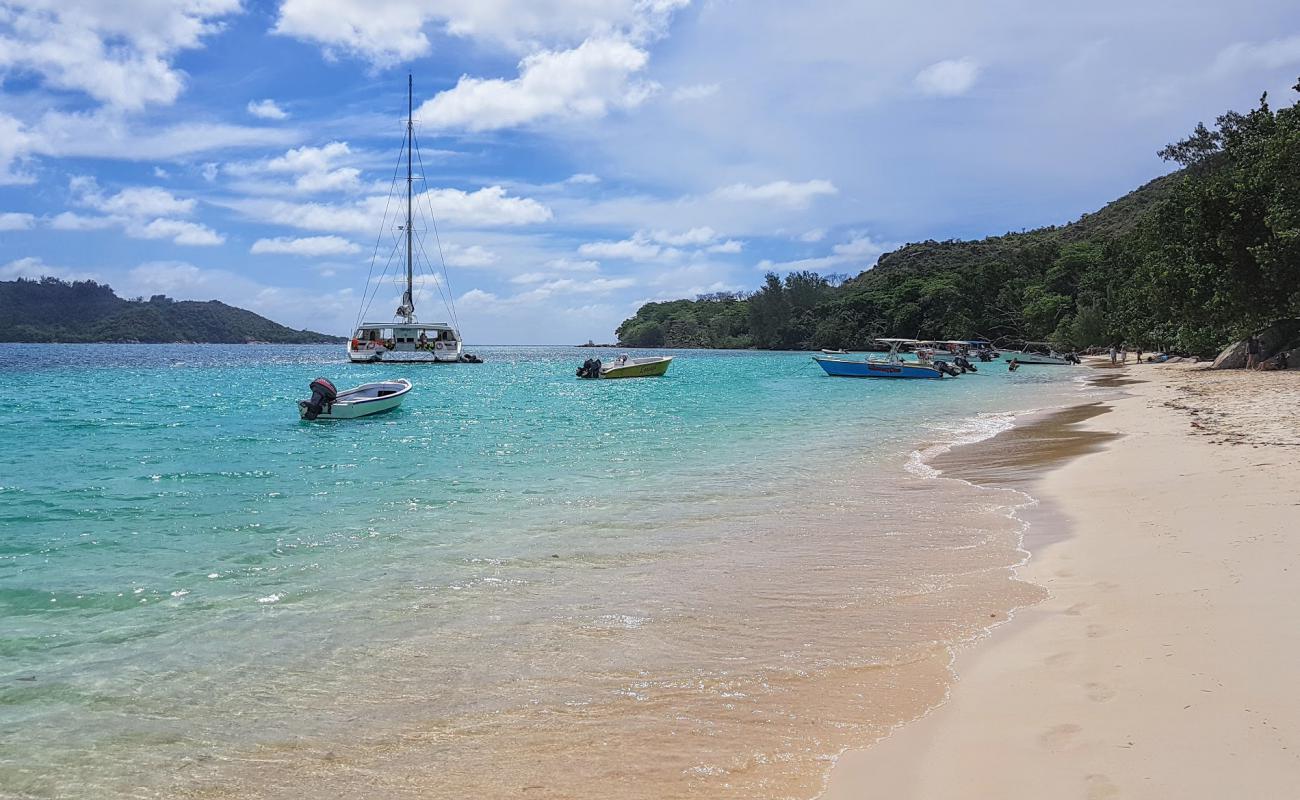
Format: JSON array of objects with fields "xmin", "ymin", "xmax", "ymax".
[{"xmin": 1211, "ymin": 319, "xmax": 1300, "ymax": 369}]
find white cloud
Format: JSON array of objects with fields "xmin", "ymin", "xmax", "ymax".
[
  {"xmin": 713, "ymin": 179, "xmax": 838, "ymax": 208},
  {"xmin": 423, "ymin": 185, "xmax": 553, "ymax": 226},
  {"xmin": 230, "ymin": 184, "xmax": 551, "ymax": 233},
  {"xmin": 914, "ymin": 57, "xmax": 980, "ymax": 97},
  {"xmin": 566, "ymin": 172, "xmax": 601, "ymax": 184},
  {"xmin": 127, "ymin": 218, "xmax": 224, "ymax": 246},
  {"xmin": 756, "ymin": 234, "xmax": 892, "ymax": 273},
  {"xmin": 706, "ymin": 239, "xmax": 742, "ymax": 254},
  {"xmin": 58, "ymin": 177, "xmax": 224, "ymax": 246},
  {"xmin": 0, "ymin": 113, "xmax": 35, "ymax": 185},
  {"xmin": 0, "ymin": 212, "xmax": 36, "ymax": 231},
  {"xmin": 247, "ymin": 99, "xmax": 290, "ymax": 120},
  {"xmin": 649, "ymin": 226, "xmax": 715, "ymax": 246},
  {"xmin": 273, "ymin": 0, "xmax": 686, "ymax": 65},
  {"xmin": 48, "ymin": 212, "xmax": 116, "ymax": 231},
  {"xmin": 0, "ymin": 256, "xmax": 99, "ymax": 282},
  {"xmin": 1211, "ymin": 36, "xmax": 1300, "ymax": 76},
  {"xmin": 441, "ymin": 244, "xmax": 499, "ymax": 267},
  {"xmin": 578, "ymin": 236, "xmax": 662, "ymax": 261},
  {"xmin": 202, "ymin": 163, "xmax": 219, "ymax": 181},
  {"xmin": 226, "ymin": 141, "xmax": 362, "ymax": 194},
  {"xmin": 671, "ymin": 83, "xmax": 719, "ymax": 102},
  {"xmin": 799, "ymin": 228, "xmax": 826, "ymax": 242},
  {"xmin": 510, "ymin": 271, "xmax": 550, "ymax": 284},
  {"xmin": 418, "ymin": 37, "xmax": 656, "ymax": 132},
  {"xmin": 0, "ymin": 1, "xmax": 241, "ymax": 110},
  {"xmin": 251, "ymin": 235, "xmax": 361, "ymax": 256},
  {"xmin": 546, "ymin": 258, "xmax": 600, "ymax": 272},
  {"xmin": 152, "ymin": 166, "xmax": 170, "ymax": 179}
]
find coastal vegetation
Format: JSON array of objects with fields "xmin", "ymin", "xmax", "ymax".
[
  {"xmin": 618, "ymin": 83, "xmax": 1300, "ymax": 355},
  {"xmin": 0, "ymin": 278, "xmax": 344, "ymax": 343}
]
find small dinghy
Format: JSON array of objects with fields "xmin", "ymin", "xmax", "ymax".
[{"xmin": 298, "ymin": 377, "xmax": 412, "ymax": 420}]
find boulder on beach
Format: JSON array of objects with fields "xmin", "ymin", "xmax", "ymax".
[{"xmin": 1212, "ymin": 319, "xmax": 1300, "ymax": 369}]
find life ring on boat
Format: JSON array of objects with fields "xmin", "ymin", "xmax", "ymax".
[{"xmin": 434, "ymin": 340, "xmax": 445, "ymax": 351}]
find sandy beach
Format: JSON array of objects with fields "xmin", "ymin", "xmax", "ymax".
[{"xmin": 822, "ymin": 362, "xmax": 1300, "ymax": 798}]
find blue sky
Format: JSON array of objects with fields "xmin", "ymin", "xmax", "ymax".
[{"xmin": 1, "ymin": 0, "xmax": 1298, "ymax": 344}]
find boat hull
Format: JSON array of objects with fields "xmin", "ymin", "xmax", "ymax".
[
  {"xmin": 812, "ymin": 356, "xmax": 943, "ymax": 379},
  {"xmin": 299, "ymin": 379, "xmax": 412, "ymax": 420},
  {"xmin": 600, "ymin": 357, "xmax": 672, "ymax": 378},
  {"xmin": 1002, "ymin": 351, "xmax": 1072, "ymax": 365}
]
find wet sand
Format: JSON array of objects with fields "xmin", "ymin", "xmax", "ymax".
[{"xmin": 821, "ymin": 362, "xmax": 1300, "ymax": 798}]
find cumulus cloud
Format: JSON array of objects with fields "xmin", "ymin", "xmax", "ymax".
[
  {"xmin": 247, "ymin": 99, "xmax": 290, "ymax": 120},
  {"xmin": 0, "ymin": 0, "xmax": 241, "ymax": 110},
  {"xmin": 273, "ymin": 0, "xmax": 687, "ymax": 65},
  {"xmin": 566, "ymin": 172, "xmax": 601, "ymax": 184},
  {"xmin": 441, "ymin": 244, "xmax": 499, "ymax": 267},
  {"xmin": 56, "ymin": 176, "xmax": 224, "ymax": 246},
  {"xmin": 578, "ymin": 236, "xmax": 663, "ymax": 261},
  {"xmin": 576, "ymin": 226, "xmax": 741, "ymax": 261},
  {"xmin": 914, "ymin": 57, "xmax": 980, "ymax": 97},
  {"xmin": 226, "ymin": 141, "xmax": 362, "ymax": 194},
  {"xmin": 418, "ymin": 37, "xmax": 656, "ymax": 132},
  {"xmin": 713, "ymin": 179, "xmax": 838, "ymax": 208},
  {"xmin": 230, "ymin": 184, "xmax": 551, "ymax": 232},
  {"xmin": 0, "ymin": 212, "xmax": 36, "ymax": 231},
  {"xmin": 250, "ymin": 235, "xmax": 361, "ymax": 256}
]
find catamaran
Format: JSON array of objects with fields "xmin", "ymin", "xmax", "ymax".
[
  {"xmin": 812, "ymin": 338, "xmax": 950, "ymax": 379},
  {"xmin": 347, "ymin": 76, "xmax": 478, "ymax": 364}
]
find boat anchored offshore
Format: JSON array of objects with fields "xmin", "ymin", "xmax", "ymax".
[
  {"xmin": 576, "ymin": 354, "xmax": 673, "ymax": 379},
  {"xmin": 299, "ymin": 377, "xmax": 412, "ymax": 420},
  {"xmin": 1000, "ymin": 341, "xmax": 1080, "ymax": 365},
  {"xmin": 813, "ymin": 338, "xmax": 957, "ymax": 379},
  {"xmin": 346, "ymin": 75, "xmax": 480, "ymax": 365}
]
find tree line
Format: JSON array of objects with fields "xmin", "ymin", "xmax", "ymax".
[{"xmin": 618, "ymin": 82, "xmax": 1300, "ymax": 355}]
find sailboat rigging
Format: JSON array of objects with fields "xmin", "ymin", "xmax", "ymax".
[{"xmin": 346, "ymin": 75, "xmax": 480, "ymax": 364}]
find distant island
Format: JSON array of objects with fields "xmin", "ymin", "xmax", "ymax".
[
  {"xmin": 0, "ymin": 278, "xmax": 345, "ymax": 344},
  {"xmin": 617, "ymin": 83, "xmax": 1300, "ymax": 357}
]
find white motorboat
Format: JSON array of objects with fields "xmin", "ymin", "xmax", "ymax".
[
  {"xmin": 299, "ymin": 377, "xmax": 412, "ymax": 420},
  {"xmin": 1002, "ymin": 342, "xmax": 1080, "ymax": 365},
  {"xmin": 820, "ymin": 348, "xmax": 847, "ymax": 355}
]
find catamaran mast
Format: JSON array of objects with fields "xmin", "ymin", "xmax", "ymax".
[{"xmin": 404, "ymin": 74, "xmax": 414, "ymax": 321}]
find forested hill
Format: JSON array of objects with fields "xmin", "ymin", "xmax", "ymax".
[
  {"xmin": 0, "ymin": 278, "xmax": 345, "ymax": 343},
  {"xmin": 617, "ymin": 82, "xmax": 1300, "ymax": 356}
]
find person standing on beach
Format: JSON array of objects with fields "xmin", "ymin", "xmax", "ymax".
[
  {"xmin": 1121, "ymin": 345, "xmax": 1129, "ymax": 364},
  {"xmin": 1109, "ymin": 345, "xmax": 1117, "ymax": 365},
  {"xmin": 1136, "ymin": 347, "xmax": 1143, "ymax": 364},
  {"xmin": 1246, "ymin": 336, "xmax": 1261, "ymax": 369}
]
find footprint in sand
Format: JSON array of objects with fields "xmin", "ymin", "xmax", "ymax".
[
  {"xmin": 1085, "ymin": 682, "xmax": 1116, "ymax": 702},
  {"xmin": 1086, "ymin": 624, "xmax": 1107, "ymax": 638},
  {"xmin": 1045, "ymin": 651, "xmax": 1074, "ymax": 667},
  {"xmin": 1085, "ymin": 773, "xmax": 1120, "ymax": 799},
  {"xmin": 1039, "ymin": 723, "xmax": 1082, "ymax": 748},
  {"xmin": 1064, "ymin": 602, "xmax": 1089, "ymax": 616}
]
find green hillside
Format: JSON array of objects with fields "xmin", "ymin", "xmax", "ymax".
[
  {"xmin": 618, "ymin": 83, "xmax": 1300, "ymax": 356},
  {"xmin": 0, "ymin": 278, "xmax": 345, "ymax": 343}
]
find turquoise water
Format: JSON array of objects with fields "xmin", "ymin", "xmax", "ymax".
[{"xmin": 0, "ymin": 345, "xmax": 1083, "ymax": 798}]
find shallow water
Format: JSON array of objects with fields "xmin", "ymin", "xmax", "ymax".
[{"xmin": 0, "ymin": 345, "xmax": 1084, "ymax": 798}]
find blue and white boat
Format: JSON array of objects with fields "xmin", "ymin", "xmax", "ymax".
[{"xmin": 812, "ymin": 338, "xmax": 946, "ymax": 379}]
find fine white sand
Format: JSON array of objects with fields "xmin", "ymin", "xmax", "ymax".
[{"xmin": 820, "ymin": 364, "xmax": 1300, "ymax": 798}]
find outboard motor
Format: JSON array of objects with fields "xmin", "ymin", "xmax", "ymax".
[
  {"xmin": 300, "ymin": 377, "xmax": 337, "ymax": 420},
  {"xmin": 1066, "ymin": 352, "xmax": 1081, "ymax": 364},
  {"xmin": 937, "ymin": 361, "xmax": 961, "ymax": 377},
  {"xmin": 954, "ymin": 355, "xmax": 977, "ymax": 372},
  {"xmin": 576, "ymin": 358, "xmax": 603, "ymax": 379}
]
